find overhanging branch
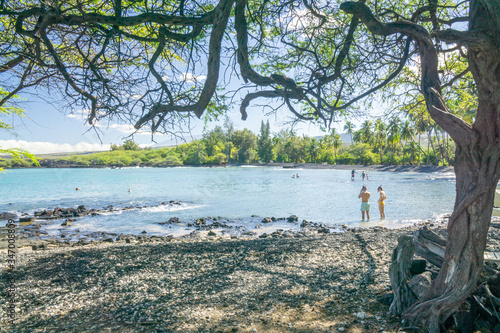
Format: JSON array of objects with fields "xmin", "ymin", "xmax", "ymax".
[{"xmin": 340, "ymin": 1, "xmax": 476, "ymax": 146}]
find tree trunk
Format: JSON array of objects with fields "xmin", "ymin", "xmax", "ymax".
[
  {"xmin": 339, "ymin": 1, "xmax": 500, "ymax": 329},
  {"xmin": 403, "ymin": 148, "xmax": 500, "ymax": 331},
  {"xmin": 426, "ymin": 140, "xmax": 430, "ymax": 166}
]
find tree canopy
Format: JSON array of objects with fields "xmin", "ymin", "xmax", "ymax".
[{"xmin": 0, "ymin": 0, "xmax": 475, "ymax": 131}]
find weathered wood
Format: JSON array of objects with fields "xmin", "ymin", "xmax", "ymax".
[
  {"xmin": 389, "ymin": 235, "xmax": 417, "ymax": 315},
  {"xmin": 484, "ymin": 252, "xmax": 500, "ymax": 262},
  {"xmin": 413, "ymin": 226, "xmax": 446, "ymax": 268},
  {"xmin": 409, "ymin": 271, "xmax": 433, "ymax": 299}
]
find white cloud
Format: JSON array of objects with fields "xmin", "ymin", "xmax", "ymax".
[
  {"xmin": 66, "ymin": 109, "xmax": 91, "ymax": 121},
  {"xmin": 107, "ymin": 124, "xmax": 151, "ymax": 136},
  {"xmin": 179, "ymin": 73, "xmax": 207, "ymax": 83},
  {"xmin": 0, "ymin": 140, "xmax": 110, "ymax": 155}
]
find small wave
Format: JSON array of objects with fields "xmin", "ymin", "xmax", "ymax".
[{"xmin": 141, "ymin": 203, "xmax": 203, "ymax": 213}]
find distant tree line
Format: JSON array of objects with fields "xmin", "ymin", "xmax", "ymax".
[{"xmin": 1, "ymin": 119, "xmax": 455, "ymax": 168}]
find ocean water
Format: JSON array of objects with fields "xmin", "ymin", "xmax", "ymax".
[{"xmin": 0, "ymin": 166, "xmax": 456, "ymax": 237}]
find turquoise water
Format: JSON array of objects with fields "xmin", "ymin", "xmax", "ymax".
[{"xmin": 0, "ymin": 166, "xmax": 456, "ymax": 236}]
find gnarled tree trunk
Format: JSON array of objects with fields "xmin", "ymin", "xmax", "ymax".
[
  {"xmin": 404, "ymin": 151, "xmax": 500, "ymax": 330},
  {"xmin": 340, "ymin": 0, "xmax": 500, "ymax": 330},
  {"xmin": 402, "ymin": 0, "xmax": 500, "ymax": 329}
]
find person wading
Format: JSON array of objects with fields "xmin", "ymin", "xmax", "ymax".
[{"xmin": 358, "ymin": 185, "xmax": 371, "ymax": 221}]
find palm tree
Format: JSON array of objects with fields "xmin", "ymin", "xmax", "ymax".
[
  {"xmin": 387, "ymin": 117, "xmax": 401, "ymax": 164},
  {"xmin": 343, "ymin": 121, "xmax": 355, "ymax": 145},
  {"xmin": 373, "ymin": 118, "xmax": 387, "ymax": 164},
  {"xmin": 332, "ymin": 133, "xmax": 342, "ymax": 162},
  {"xmin": 360, "ymin": 120, "xmax": 374, "ymax": 145},
  {"xmin": 400, "ymin": 120, "xmax": 415, "ymax": 165}
]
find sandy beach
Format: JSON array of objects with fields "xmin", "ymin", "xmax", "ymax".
[{"xmin": 2, "ymin": 215, "xmax": 500, "ymax": 333}]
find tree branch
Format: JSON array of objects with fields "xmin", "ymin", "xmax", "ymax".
[
  {"xmin": 0, "ymin": 55, "xmax": 25, "ymax": 74},
  {"xmin": 340, "ymin": 1, "xmax": 476, "ymax": 146}
]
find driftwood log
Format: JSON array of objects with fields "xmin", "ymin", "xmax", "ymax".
[
  {"xmin": 413, "ymin": 226, "xmax": 446, "ymax": 268},
  {"xmin": 389, "ymin": 226, "xmax": 500, "ymax": 332},
  {"xmin": 389, "ymin": 235, "xmax": 417, "ymax": 315}
]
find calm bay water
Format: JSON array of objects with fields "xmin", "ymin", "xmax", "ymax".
[{"xmin": 0, "ymin": 166, "xmax": 456, "ymax": 237}]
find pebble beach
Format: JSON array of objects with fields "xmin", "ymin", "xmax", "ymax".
[{"xmin": 3, "ymin": 215, "xmax": 500, "ymax": 333}]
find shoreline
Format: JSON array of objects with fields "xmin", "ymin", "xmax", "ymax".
[
  {"xmin": 4, "ymin": 162, "xmax": 455, "ymax": 173},
  {"xmin": 2, "ymin": 216, "xmax": 500, "ymax": 332}
]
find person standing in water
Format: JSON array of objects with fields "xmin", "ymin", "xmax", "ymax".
[
  {"xmin": 358, "ymin": 185, "xmax": 371, "ymax": 221},
  {"xmin": 361, "ymin": 171, "xmax": 366, "ymax": 181},
  {"xmin": 351, "ymin": 169, "xmax": 356, "ymax": 181},
  {"xmin": 377, "ymin": 185, "xmax": 387, "ymax": 219}
]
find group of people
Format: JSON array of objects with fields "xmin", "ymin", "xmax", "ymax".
[
  {"xmin": 351, "ymin": 169, "xmax": 385, "ymax": 220},
  {"xmin": 358, "ymin": 184, "xmax": 386, "ymax": 221},
  {"xmin": 351, "ymin": 169, "xmax": 369, "ymax": 181}
]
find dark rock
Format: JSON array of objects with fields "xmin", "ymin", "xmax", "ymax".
[
  {"xmin": 208, "ymin": 231, "xmax": 216, "ymax": 236},
  {"xmin": 196, "ymin": 218, "xmax": 206, "ymax": 225},
  {"xmin": 103, "ymin": 238, "xmax": 114, "ymax": 243},
  {"xmin": 300, "ymin": 220, "xmax": 310, "ymax": 228},
  {"xmin": 61, "ymin": 221, "xmax": 71, "ymax": 226},
  {"xmin": 141, "ymin": 230, "xmax": 147, "ymax": 234},
  {"xmin": 410, "ymin": 259, "xmax": 427, "ymax": 275},
  {"xmin": 125, "ymin": 238, "xmax": 131, "ymax": 243},
  {"xmin": 0, "ymin": 212, "xmax": 17, "ymax": 220},
  {"xmin": 318, "ymin": 228, "xmax": 329, "ymax": 234},
  {"xmin": 287, "ymin": 215, "xmax": 299, "ymax": 223},
  {"xmin": 261, "ymin": 217, "xmax": 273, "ymax": 223},
  {"xmin": 19, "ymin": 216, "xmax": 35, "ymax": 223},
  {"xmin": 258, "ymin": 233, "xmax": 268, "ymax": 238}
]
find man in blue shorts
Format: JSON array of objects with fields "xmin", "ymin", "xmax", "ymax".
[{"xmin": 358, "ymin": 185, "xmax": 371, "ymax": 221}]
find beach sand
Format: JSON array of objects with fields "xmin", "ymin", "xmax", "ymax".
[{"xmin": 2, "ymin": 216, "xmax": 500, "ymax": 333}]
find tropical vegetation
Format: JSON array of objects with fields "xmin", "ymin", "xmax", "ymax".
[{"xmin": 0, "ymin": 119, "xmax": 455, "ymax": 168}]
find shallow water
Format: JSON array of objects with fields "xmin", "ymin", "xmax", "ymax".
[{"xmin": 0, "ymin": 166, "xmax": 456, "ymax": 237}]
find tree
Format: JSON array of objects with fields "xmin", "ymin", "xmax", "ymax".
[
  {"xmin": 231, "ymin": 129, "xmax": 257, "ymax": 164},
  {"xmin": 400, "ymin": 120, "xmax": 415, "ymax": 165},
  {"xmin": 337, "ymin": 1, "xmax": 500, "ymax": 330},
  {"xmin": 343, "ymin": 121, "xmax": 355, "ymax": 145},
  {"xmin": 0, "ymin": 89, "xmax": 38, "ymax": 171},
  {"xmin": 1, "ymin": 1, "xmax": 499, "ymax": 329},
  {"xmin": 257, "ymin": 120, "xmax": 273, "ymax": 162},
  {"xmin": 203, "ymin": 126, "xmax": 226, "ymax": 156},
  {"xmin": 111, "ymin": 139, "xmax": 140, "ymax": 151},
  {"xmin": 373, "ymin": 119, "xmax": 387, "ymax": 164}
]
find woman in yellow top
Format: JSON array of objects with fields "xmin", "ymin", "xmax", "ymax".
[{"xmin": 377, "ymin": 185, "xmax": 387, "ymax": 219}]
